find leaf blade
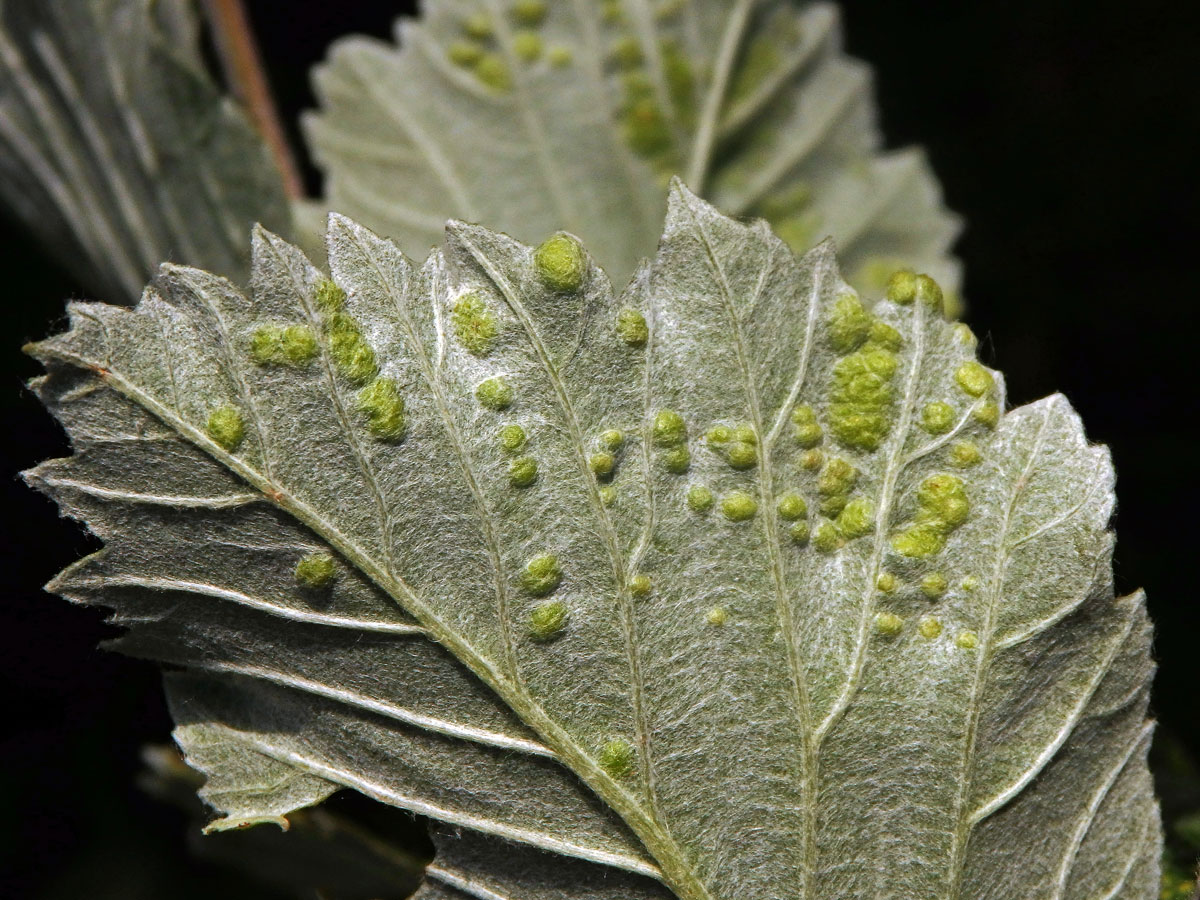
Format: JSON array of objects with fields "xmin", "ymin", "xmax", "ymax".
[{"xmin": 29, "ymin": 194, "xmax": 1158, "ymax": 899}]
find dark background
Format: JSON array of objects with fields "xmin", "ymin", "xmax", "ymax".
[{"xmin": 2, "ymin": 0, "xmax": 1196, "ymax": 896}]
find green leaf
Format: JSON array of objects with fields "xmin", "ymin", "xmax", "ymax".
[
  {"xmin": 27, "ymin": 185, "xmax": 1157, "ymax": 898},
  {"xmin": 0, "ymin": 0, "xmax": 290, "ymax": 303},
  {"xmin": 303, "ymin": 1, "xmax": 960, "ymax": 306}
]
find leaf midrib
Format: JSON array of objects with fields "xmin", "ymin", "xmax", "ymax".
[{"xmin": 682, "ymin": 202, "xmax": 817, "ymax": 897}]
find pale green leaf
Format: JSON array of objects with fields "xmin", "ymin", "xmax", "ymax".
[
  {"xmin": 27, "ymin": 186, "xmax": 1156, "ymax": 899},
  {"xmin": 0, "ymin": 0, "xmax": 290, "ymax": 303},
  {"xmin": 303, "ymin": 0, "xmax": 960, "ymax": 304}
]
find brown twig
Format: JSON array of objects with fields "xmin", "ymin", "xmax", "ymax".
[{"xmin": 201, "ymin": 0, "xmax": 305, "ymax": 200}]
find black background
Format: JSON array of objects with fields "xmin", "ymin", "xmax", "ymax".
[{"xmin": 1, "ymin": 0, "xmax": 1196, "ymax": 896}]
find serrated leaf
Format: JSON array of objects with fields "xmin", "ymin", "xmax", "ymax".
[
  {"xmin": 27, "ymin": 185, "xmax": 1157, "ymax": 899},
  {"xmin": 0, "ymin": 0, "xmax": 290, "ymax": 303},
  {"xmin": 303, "ymin": 0, "xmax": 960, "ymax": 305}
]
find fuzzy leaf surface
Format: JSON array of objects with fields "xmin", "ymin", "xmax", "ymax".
[
  {"xmin": 0, "ymin": 0, "xmax": 290, "ymax": 303},
  {"xmin": 28, "ymin": 186, "xmax": 1157, "ymax": 899},
  {"xmin": 303, "ymin": 0, "xmax": 960, "ymax": 303}
]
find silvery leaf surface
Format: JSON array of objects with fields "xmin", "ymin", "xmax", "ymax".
[
  {"xmin": 0, "ymin": 0, "xmax": 290, "ymax": 304},
  {"xmin": 303, "ymin": 0, "xmax": 961, "ymax": 306},
  {"xmin": 27, "ymin": 184, "xmax": 1156, "ymax": 899}
]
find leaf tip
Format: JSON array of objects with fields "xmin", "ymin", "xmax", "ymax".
[{"xmin": 202, "ymin": 814, "xmax": 291, "ymax": 835}]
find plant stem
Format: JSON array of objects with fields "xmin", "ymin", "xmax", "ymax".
[{"xmin": 201, "ymin": 0, "xmax": 304, "ymax": 200}]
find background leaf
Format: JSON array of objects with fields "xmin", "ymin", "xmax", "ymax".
[
  {"xmin": 303, "ymin": 0, "xmax": 961, "ymax": 305},
  {"xmin": 27, "ymin": 188, "xmax": 1156, "ymax": 898},
  {"xmin": 0, "ymin": 0, "xmax": 290, "ymax": 304}
]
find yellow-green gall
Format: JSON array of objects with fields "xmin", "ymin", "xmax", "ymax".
[
  {"xmin": 662, "ymin": 38, "xmax": 695, "ymax": 122},
  {"xmin": 835, "ymin": 497, "xmax": 875, "ymax": 539},
  {"xmin": 891, "ymin": 473, "xmax": 970, "ymax": 558},
  {"xmin": 725, "ymin": 441, "xmax": 757, "ymax": 470},
  {"xmin": 890, "ymin": 523, "xmax": 946, "ymax": 559},
  {"xmin": 974, "ymin": 402, "xmax": 1000, "ymax": 429},
  {"xmin": 610, "ymin": 35, "xmax": 642, "ymax": 69},
  {"xmin": 598, "ymin": 739, "xmax": 634, "ymax": 778},
  {"xmin": 512, "ymin": 0, "xmax": 547, "ymax": 25},
  {"xmin": 463, "ymin": 13, "xmax": 493, "ymax": 39},
  {"xmin": 706, "ymin": 606, "xmax": 728, "ymax": 626},
  {"xmin": 687, "ymin": 484, "xmax": 714, "ymax": 512},
  {"xmin": 818, "ymin": 493, "xmax": 846, "ymax": 519},
  {"xmin": 599, "ymin": 429, "xmax": 624, "ymax": 452},
  {"xmin": 248, "ymin": 325, "xmax": 279, "ymax": 363},
  {"xmin": 921, "ymin": 401, "xmax": 955, "ymax": 434},
  {"xmin": 622, "ymin": 97, "xmax": 672, "ymax": 159},
  {"xmin": 474, "ymin": 54, "xmax": 511, "ymax": 91},
  {"xmin": 961, "ymin": 575, "xmax": 980, "ymax": 592},
  {"xmin": 315, "ymin": 279, "xmax": 346, "ymax": 312},
  {"xmin": 534, "ymin": 233, "xmax": 587, "ymax": 293},
  {"xmin": 867, "ymin": 320, "xmax": 903, "ymax": 352},
  {"xmin": 800, "ymin": 449, "xmax": 824, "ymax": 470},
  {"xmin": 918, "ymin": 616, "xmax": 943, "ymax": 639},
  {"xmin": 449, "ymin": 41, "xmax": 485, "ymax": 67},
  {"xmin": 589, "ymin": 452, "xmax": 615, "ymax": 478},
  {"xmin": 615, "ymin": 307, "xmax": 648, "ymax": 346},
  {"xmin": 828, "ymin": 292, "xmax": 872, "ymax": 353},
  {"xmin": 874, "ymin": 611, "xmax": 904, "ymax": 636},
  {"xmin": 956, "ymin": 630, "xmax": 979, "ymax": 650},
  {"xmin": 876, "ymin": 572, "xmax": 898, "ymax": 593},
  {"xmin": 601, "ymin": 0, "xmax": 623, "ymax": 24},
  {"xmin": 521, "ymin": 554, "xmax": 562, "ymax": 596},
  {"xmin": 548, "ymin": 46, "xmax": 572, "ymax": 67},
  {"xmin": 791, "ymin": 405, "xmax": 823, "ymax": 448},
  {"xmin": 509, "ymin": 456, "xmax": 539, "ymax": 488},
  {"xmin": 829, "ymin": 346, "xmax": 899, "ymax": 451},
  {"xmin": 791, "ymin": 405, "xmax": 817, "ymax": 426},
  {"xmin": 629, "ymin": 574, "xmax": 651, "ymax": 598},
  {"xmin": 661, "ymin": 446, "xmax": 690, "ymax": 474},
  {"xmin": 789, "ymin": 521, "xmax": 811, "ymax": 545},
  {"xmin": 207, "ymin": 405, "xmax": 245, "ymax": 451},
  {"xmin": 529, "ymin": 600, "xmax": 568, "ymax": 640},
  {"xmin": 914, "ymin": 274, "xmax": 944, "ymax": 311},
  {"xmin": 706, "ymin": 424, "xmax": 733, "ymax": 444},
  {"xmin": 357, "ymin": 378, "xmax": 406, "ymax": 441},
  {"xmin": 949, "ymin": 440, "xmax": 982, "ymax": 467},
  {"xmin": 720, "ymin": 491, "xmax": 757, "ymax": 522},
  {"xmin": 498, "ymin": 424, "xmax": 527, "ymax": 453},
  {"xmin": 452, "ymin": 292, "xmax": 499, "ymax": 356},
  {"xmin": 476, "ymin": 376, "xmax": 513, "ymax": 411},
  {"xmin": 250, "ymin": 324, "xmax": 317, "ymax": 367},
  {"xmin": 599, "ymin": 485, "xmax": 617, "ymax": 506},
  {"xmin": 733, "ymin": 426, "xmax": 757, "ymax": 445},
  {"xmin": 917, "ymin": 474, "xmax": 970, "ymax": 529},
  {"xmin": 652, "ymin": 410, "xmax": 687, "ymax": 447},
  {"xmin": 886, "ymin": 269, "xmax": 918, "ymax": 304},
  {"xmin": 777, "ymin": 492, "xmax": 807, "ymax": 521},
  {"xmin": 295, "ymin": 552, "xmax": 336, "ymax": 589},
  {"xmin": 954, "ymin": 361, "xmax": 994, "ymax": 398},
  {"xmin": 512, "ymin": 30, "xmax": 542, "ymax": 62},
  {"xmin": 813, "ymin": 521, "xmax": 841, "ymax": 553},
  {"xmin": 818, "ymin": 457, "xmax": 858, "ymax": 498},
  {"xmin": 327, "ymin": 312, "xmax": 378, "ymax": 384},
  {"xmin": 921, "ymin": 572, "xmax": 949, "ymax": 599},
  {"xmin": 953, "ymin": 323, "xmax": 976, "ymax": 346}
]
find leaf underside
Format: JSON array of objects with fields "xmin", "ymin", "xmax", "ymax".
[
  {"xmin": 0, "ymin": 0, "xmax": 290, "ymax": 303},
  {"xmin": 304, "ymin": 0, "xmax": 961, "ymax": 306},
  {"xmin": 28, "ymin": 185, "xmax": 1158, "ymax": 899}
]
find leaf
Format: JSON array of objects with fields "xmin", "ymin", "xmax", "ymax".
[
  {"xmin": 27, "ymin": 184, "xmax": 1157, "ymax": 899},
  {"xmin": 302, "ymin": 0, "xmax": 961, "ymax": 306},
  {"xmin": 138, "ymin": 744, "xmax": 428, "ymax": 898},
  {"xmin": 0, "ymin": 0, "xmax": 290, "ymax": 304}
]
